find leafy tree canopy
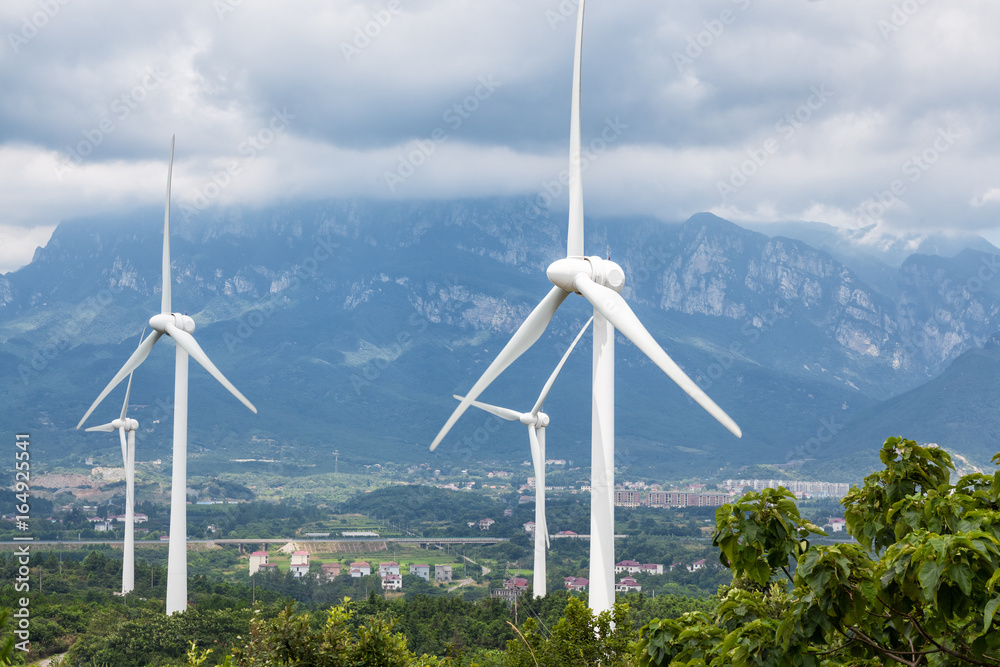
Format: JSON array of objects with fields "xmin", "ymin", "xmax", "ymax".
[{"xmin": 637, "ymin": 437, "xmax": 1000, "ymax": 666}]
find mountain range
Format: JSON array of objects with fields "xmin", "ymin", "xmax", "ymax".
[{"xmin": 3, "ymin": 198, "xmax": 1000, "ymax": 483}]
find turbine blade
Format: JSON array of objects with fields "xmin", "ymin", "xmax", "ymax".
[
  {"xmin": 567, "ymin": 0, "xmax": 586, "ymax": 258},
  {"xmin": 531, "ymin": 316, "xmax": 593, "ymax": 416},
  {"xmin": 574, "ymin": 275, "xmax": 742, "ymax": 438},
  {"xmin": 452, "ymin": 395, "xmax": 523, "ymax": 422},
  {"xmin": 430, "ymin": 285, "xmax": 570, "ymax": 451},
  {"xmin": 77, "ymin": 330, "xmax": 163, "ymax": 429},
  {"xmin": 119, "ymin": 428, "xmax": 128, "ymax": 467},
  {"xmin": 120, "ymin": 372, "xmax": 134, "ymax": 421},
  {"xmin": 85, "ymin": 423, "xmax": 116, "ymax": 432},
  {"xmin": 530, "ymin": 426, "xmax": 551, "ymax": 549},
  {"xmin": 120, "ymin": 327, "xmax": 143, "ymax": 420},
  {"xmin": 166, "ymin": 322, "xmax": 257, "ymax": 414},
  {"xmin": 162, "ymin": 136, "xmax": 174, "ymax": 314}
]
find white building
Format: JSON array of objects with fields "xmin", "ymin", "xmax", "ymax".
[{"xmin": 249, "ymin": 551, "xmax": 268, "ymax": 576}]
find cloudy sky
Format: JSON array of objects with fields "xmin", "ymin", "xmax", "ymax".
[{"xmin": 1, "ymin": 0, "xmax": 998, "ymax": 272}]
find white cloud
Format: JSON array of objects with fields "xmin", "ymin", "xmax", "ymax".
[{"xmin": 1, "ymin": 0, "xmax": 1000, "ymax": 271}]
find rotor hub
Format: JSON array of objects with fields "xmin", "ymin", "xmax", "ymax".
[
  {"xmin": 546, "ymin": 256, "xmax": 625, "ymax": 294},
  {"xmin": 520, "ymin": 412, "xmax": 550, "ymax": 428},
  {"xmin": 149, "ymin": 312, "xmax": 196, "ymax": 334}
]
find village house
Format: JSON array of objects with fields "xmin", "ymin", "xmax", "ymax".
[
  {"xmin": 687, "ymin": 559, "xmax": 707, "ymax": 573},
  {"xmin": 382, "ymin": 573, "xmax": 403, "ymax": 591},
  {"xmin": 564, "ymin": 576, "xmax": 589, "ymax": 591},
  {"xmin": 349, "ymin": 561, "xmax": 371, "ymax": 577},
  {"xmin": 523, "ymin": 521, "xmax": 535, "ymax": 534},
  {"xmin": 492, "ymin": 577, "xmax": 529, "ymax": 602},
  {"xmin": 410, "ymin": 563, "xmax": 430, "ymax": 581},
  {"xmin": 290, "ymin": 551, "xmax": 310, "ymax": 578},
  {"xmin": 320, "ymin": 563, "xmax": 341, "ymax": 580},
  {"xmin": 435, "ymin": 564, "xmax": 452, "ymax": 582},
  {"xmin": 378, "ymin": 561, "xmax": 400, "ymax": 577},
  {"xmin": 614, "ymin": 560, "xmax": 642, "ymax": 575},
  {"xmin": 249, "ymin": 551, "xmax": 268, "ymax": 576},
  {"xmin": 615, "ymin": 577, "xmax": 642, "ymax": 593}
]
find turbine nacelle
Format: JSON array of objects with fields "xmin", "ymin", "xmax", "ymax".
[
  {"xmin": 520, "ymin": 412, "xmax": 550, "ymax": 428},
  {"xmin": 112, "ymin": 418, "xmax": 139, "ymax": 431},
  {"xmin": 150, "ymin": 313, "xmax": 196, "ymax": 335},
  {"xmin": 547, "ymin": 256, "xmax": 625, "ymax": 295}
]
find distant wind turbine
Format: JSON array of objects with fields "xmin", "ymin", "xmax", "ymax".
[
  {"xmin": 456, "ymin": 316, "xmax": 592, "ymax": 598},
  {"xmin": 430, "ymin": 0, "xmax": 742, "ymax": 615},
  {"xmin": 86, "ymin": 370, "xmax": 139, "ymax": 595},
  {"xmin": 77, "ymin": 137, "xmax": 257, "ymax": 615}
]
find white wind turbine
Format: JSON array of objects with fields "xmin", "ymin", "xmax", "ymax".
[
  {"xmin": 430, "ymin": 0, "xmax": 742, "ymax": 615},
  {"xmin": 456, "ymin": 316, "xmax": 593, "ymax": 598},
  {"xmin": 86, "ymin": 370, "xmax": 139, "ymax": 595},
  {"xmin": 77, "ymin": 137, "xmax": 257, "ymax": 615}
]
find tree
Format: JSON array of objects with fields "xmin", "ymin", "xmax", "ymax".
[
  {"xmin": 228, "ymin": 600, "xmax": 443, "ymax": 667},
  {"xmin": 636, "ymin": 437, "xmax": 1000, "ymax": 666},
  {"xmin": 502, "ymin": 596, "xmax": 636, "ymax": 667}
]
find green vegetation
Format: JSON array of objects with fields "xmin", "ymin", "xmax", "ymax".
[
  {"xmin": 6, "ymin": 436, "xmax": 999, "ymax": 665},
  {"xmin": 636, "ymin": 437, "xmax": 1000, "ymax": 666}
]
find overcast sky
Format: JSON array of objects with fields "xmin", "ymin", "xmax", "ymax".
[{"xmin": 1, "ymin": 0, "xmax": 998, "ymax": 272}]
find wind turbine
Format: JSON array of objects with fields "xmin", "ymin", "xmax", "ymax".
[
  {"xmin": 430, "ymin": 0, "xmax": 742, "ymax": 615},
  {"xmin": 77, "ymin": 137, "xmax": 257, "ymax": 615},
  {"xmin": 86, "ymin": 371, "xmax": 138, "ymax": 595},
  {"xmin": 456, "ymin": 316, "xmax": 593, "ymax": 598}
]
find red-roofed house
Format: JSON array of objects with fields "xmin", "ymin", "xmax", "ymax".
[
  {"xmin": 614, "ymin": 560, "xmax": 642, "ymax": 575},
  {"xmin": 687, "ymin": 559, "xmax": 706, "ymax": 573},
  {"xmin": 249, "ymin": 551, "xmax": 268, "ymax": 576},
  {"xmin": 290, "ymin": 551, "xmax": 310, "ymax": 578},
  {"xmin": 382, "ymin": 573, "xmax": 402, "ymax": 591},
  {"xmin": 615, "ymin": 577, "xmax": 642, "ymax": 593},
  {"xmin": 350, "ymin": 561, "xmax": 371, "ymax": 577},
  {"xmin": 564, "ymin": 576, "xmax": 589, "ymax": 591},
  {"xmin": 378, "ymin": 561, "xmax": 400, "ymax": 577}
]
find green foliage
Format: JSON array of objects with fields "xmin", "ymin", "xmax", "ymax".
[
  {"xmin": 501, "ymin": 597, "xmax": 636, "ymax": 667},
  {"xmin": 228, "ymin": 600, "xmax": 440, "ymax": 667},
  {"xmin": 64, "ymin": 606, "xmax": 252, "ymax": 667},
  {"xmin": 712, "ymin": 486, "xmax": 826, "ymax": 587},
  {"xmin": 637, "ymin": 438, "xmax": 1000, "ymax": 666}
]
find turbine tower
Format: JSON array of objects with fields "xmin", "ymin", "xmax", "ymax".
[
  {"xmin": 430, "ymin": 0, "xmax": 742, "ymax": 615},
  {"xmin": 77, "ymin": 137, "xmax": 257, "ymax": 615},
  {"xmin": 86, "ymin": 371, "xmax": 139, "ymax": 595},
  {"xmin": 457, "ymin": 316, "xmax": 592, "ymax": 598}
]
